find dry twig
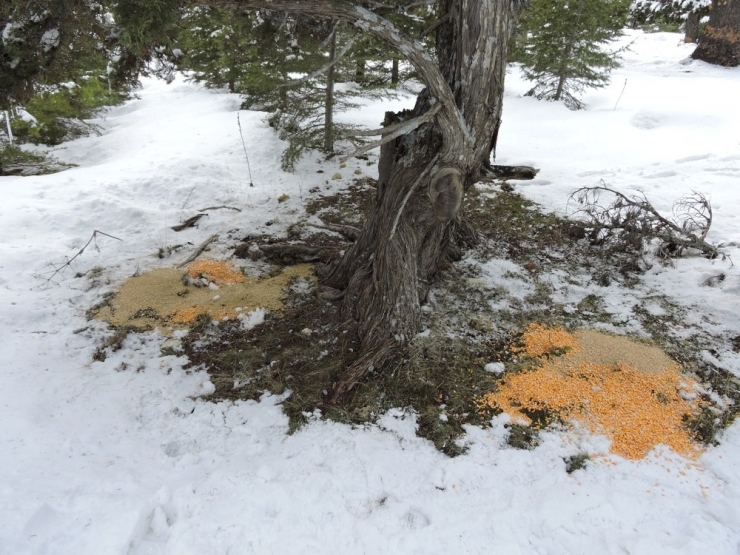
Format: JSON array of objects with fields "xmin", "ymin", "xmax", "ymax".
[{"xmin": 43, "ymin": 230, "xmax": 122, "ymax": 285}]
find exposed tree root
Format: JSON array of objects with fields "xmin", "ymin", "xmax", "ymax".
[
  {"xmin": 328, "ymin": 339, "xmax": 398, "ymax": 404},
  {"xmin": 258, "ymin": 243, "xmax": 342, "ymax": 264},
  {"xmin": 306, "ymin": 222, "xmax": 362, "ymax": 241}
]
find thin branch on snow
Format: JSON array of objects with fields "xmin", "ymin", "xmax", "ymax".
[
  {"xmin": 177, "ymin": 234, "xmax": 219, "ymax": 268},
  {"xmin": 42, "ymin": 230, "xmax": 122, "ymax": 285}
]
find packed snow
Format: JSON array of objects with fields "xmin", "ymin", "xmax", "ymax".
[{"xmin": 1, "ymin": 30, "xmax": 739, "ymax": 554}]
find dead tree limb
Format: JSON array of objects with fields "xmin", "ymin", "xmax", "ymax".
[
  {"xmin": 171, "ymin": 213, "xmax": 207, "ymax": 231},
  {"xmin": 198, "ymin": 205, "xmax": 242, "ymax": 212},
  {"xmin": 177, "ymin": 234, "xmax": 219, "ymax": 268},
  {"xmin": 341, "ymin": 104, "xmax": 442, "ymax": 161},
  {"xmin": 258, "ymin": 243, "xmax": 341, "ymax": 263},
  {"xmin": 570, "ymin": 184, "xmax": 719, "ymax": 260},
  {"xmin": 350, "ymin": 103, "xmax": 442, "ymax": 137},
  {"xmin": 479, "ymin": 163, "xmax": 539, "ymax": 182}
]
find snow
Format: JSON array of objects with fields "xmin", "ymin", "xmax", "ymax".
[{"xmin": 1, "ymin": 30, "xmax": 740, "ymax": 554}]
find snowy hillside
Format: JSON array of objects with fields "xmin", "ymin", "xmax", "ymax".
[{"xmin": 1, "ymin": 30, "xmax": 739, "ymax": 554}]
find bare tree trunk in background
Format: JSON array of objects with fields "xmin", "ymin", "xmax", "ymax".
[
  {"xmin": 355, "ymin": 58, "xmax": 365, "ymax": 84},
  {"xmin": 555, "ymin": 0, "xmax": 583, "ymax": 101},
  {"xmin": 685, "ymin": 11, "xmax": 700, "ymax": 43},
  {"xmin": 391, "ymin": 57, "xmax": 399, "ymax": 85},
  {"xmin": 692, "ymin": 0, "xmax": 740, "ymax": 66},
  {"xmin": 324, "ymin": 27, "xmax": 336, "ymax": 153}
]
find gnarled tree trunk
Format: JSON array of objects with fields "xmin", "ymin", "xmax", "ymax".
[
  {"xmin": 232, "ymin": 0, "xmax": 523, "ymax": 401},
  {"xmin": 692, "ymin": 0, "xmax": 740, "ymax": 66}
]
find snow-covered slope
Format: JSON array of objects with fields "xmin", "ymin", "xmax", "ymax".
[{"xmin": 1, "ymin": 31, "xmax": 739, "ymax": 554}]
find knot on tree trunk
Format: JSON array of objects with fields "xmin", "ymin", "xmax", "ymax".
[{"xmin": 429, "ymin": 167, "xmax": 463, "ymax": 222}]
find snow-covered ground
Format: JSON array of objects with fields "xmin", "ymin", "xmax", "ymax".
[{"xmin": 1, "ymin": 30, "xmax": 740, "ymax": 554}]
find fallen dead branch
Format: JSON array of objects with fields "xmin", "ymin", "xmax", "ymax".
[
  {"xmin": 258, "ymin": 243, "xmax": 341, "ymax": 264},
  {"xmin": 177, "ymin": 234, "xmax": 219, "ymax": 268},
  {"xmin": 198, "ymin": 205, "xmax": 242, "ymax": 212},
  {"xmin": 570, "ymin": 183, "xmax": 719, "ymax": 261},
  {"xmin": 171, "ymin": 213, "xmax": 207, "ymax": 231}
]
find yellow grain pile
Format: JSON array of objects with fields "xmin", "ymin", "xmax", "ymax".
[
  {"xmin": 186, "ymin": 260, "xmax": 246, "ymax": 284},
  {"xmin": 92, "ymin": 261, "xmax": 314, "ymax": 332},
  {"xmin": 477, "ymin": 324, "xmax": 702, "ymax": 460},
  {"xmin": 511, "ymin": 322, "xmax": 580, "ymax": 358}
]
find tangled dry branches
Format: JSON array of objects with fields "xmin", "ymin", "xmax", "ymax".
[{"xmin": 570, "ymin": 183, "xmax": 719, "ymax": 261}]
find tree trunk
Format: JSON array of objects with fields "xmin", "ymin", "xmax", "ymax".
[
  {"xmin": 355, "ymin": 58, "xmax": 365, "ymax": 84},
  {"xmin": 231, "ymin": 0, "xmax": 522, "ymax": 401},
  {"xmin": 324, "ymin": 28, "xmax": 336, "ymax": 153},
  {"xmin": 391, "ymin": 57, "xmax": 399, "ymax": 85},
  {"xmin": 692, "ymin": 0, "xmax": 740, "ymax": 66},
  {"xmin": 685, "ymin": 11, "xmax": 700, "ymax": 43},
  {"xmin": 555, "ymin": 0, "xmax": 584, "ymax": 101},
  {"xmin": 322, "ymin": 0, "xmax": 519, "ymax": 401}
]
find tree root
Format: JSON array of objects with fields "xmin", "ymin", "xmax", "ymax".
[
  {"xmin": 258, "ymin": 243, "xmax": 342, "ymax": 264},
  {"xmin": 306, "ymin": 222, "xmax": 362, "ymax": 241},
  {"xmin": 328, "ymin": 339, "xmax": 398, "ymax": 405}
]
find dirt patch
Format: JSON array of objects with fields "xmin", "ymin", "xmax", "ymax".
[
  {"xmin": 91, "ymin": 260, "xmax": 314, "ymax": 333},
  {"xmin": 478, "ymin": 325, "xmax": 703, "ymax": 460}
]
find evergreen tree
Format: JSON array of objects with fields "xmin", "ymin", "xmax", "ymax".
[
  {"xmin": 630, "ymin": 1, "xmax": 711, "ymax": 42},
  {"xmin": 177, "ymin": 8, "xmax": 396, "ymax": 171},
  {"xmin": 516, "ymin": 0, "xmax": 630, "ymax": 110},
  {"xmin": 0, "ymin": 0, "xmax": 180, "ymax": 146}
]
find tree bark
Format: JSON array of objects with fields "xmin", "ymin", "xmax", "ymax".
[
  {"xmin": 692, "ymin": 0, "xmax": 740, "ymax": 66},
  {"xmin": 355, "ymin": 58, "xmax": 365, "ymax": 84},
  {"xmin": 685, "ymin": 11, "xmax": 700, "ymax": 43}
]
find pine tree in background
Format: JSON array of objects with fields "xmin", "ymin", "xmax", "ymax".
[
  {"xmin": 177, "ymin": 7, "xmax": 270, "ymax": 94},
  {"xmin": 515, "ymin": 0, "xmax": 630, "ymax": 110},
  {"xmin": 1, "ymin": 0, "xmax": 181, "ymax": 148},
  {"xmin": 1, "ymin": 1, "xmax": 119, "ymax": 144},
  {"xmin": 177, "ymin": 8, "xmax": 403, "ymax": 171},
  {"xmin": 630, "ymin": 1, "xmax": 711, "ymax": 42}
]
